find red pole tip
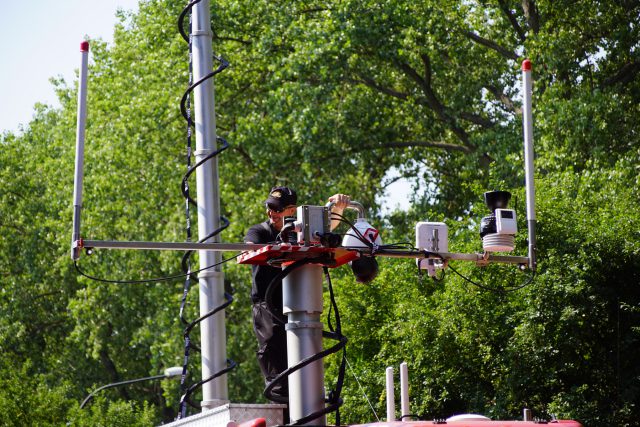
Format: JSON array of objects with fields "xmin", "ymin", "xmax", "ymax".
[
  {"xmin": 80, "ymin": 41, "xmax": 90, "ymax": 52},
  {"xmin": 522, "ymin": 59, "xmax": 532, "ymax": 71}
]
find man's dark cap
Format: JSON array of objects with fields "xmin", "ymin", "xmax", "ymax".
[{"xmin": 265, "ymin": 186, "xmax": 297, "ymax": 211}]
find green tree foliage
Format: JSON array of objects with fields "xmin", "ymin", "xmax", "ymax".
[{"xmin": 0, "ymin": 0, "xmax": 638, "ymax": 425}]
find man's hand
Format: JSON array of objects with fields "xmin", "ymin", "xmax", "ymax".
[
  {"xmin": 328, "ymin": 194, "xmax": 351, "ymax": 231},
  {"xmin": 328, "ymin": 193, "xmax": 351, "ymax": 211}
]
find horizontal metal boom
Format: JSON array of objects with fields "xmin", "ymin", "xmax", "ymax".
[
  {"xmin": 75, "ymin": 240, "xmax": 528, "ymax": 265},
  {"xmin": 78, "ymin": 240, "xmax": 264, "ymax": 252}
]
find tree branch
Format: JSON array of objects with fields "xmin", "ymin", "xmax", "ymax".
[
  {"xmin": 300, "ymin": 7, "xmax": 329, "ymax": 14},
  {"xmin": 0, "ymin": 221, "xmax": 26, "ymax": 233},
  {"xmin": 382, "ymin": 175, "xmax": 404, "ymax": 188},
  {"xmin": 498, "ymin": 0, "xmax": 526, "ymax": 42},
  {"xmin": 351, "ymin": 75, "xmax": 409, "ymax": 100},
  {"xmin": 603, "ymin": 61, "xmax": 640, "ymax": 87},
  {"xmin": 398, "ymin": 59, "xmax": 473, "ymax": 145},
  {"xmin": 397, "ymin": 60, "xmax": 446, "ymax": 119},
  {"xmin": 212, "ymin": 29, "xmax": 251, "ymax": 46},
  {"xmin": 1, "ymin": 189, "xmax": 26, "ymax": 200},
  {"xmin": 232, "ymin": 145, "xmax": 256, "ymax": 168},
  {"xmin": 33, "ymin": 290, "xmax": 62, "ymax": 301},
  {"xmin": 99, "ymin": 347, "xmax": 131, "ymax": 401},
  {"xmin": 459, "ymin": 112, "xmax": 495, "ymax": 128},
  {"xmin": 463, "ymin": 31, "xmax": 519, "ymax": 61},
  {"xmin": 421, "ymin": 53, "xmax": 432, "ymax": 87},
  {"xmin": 521, "ymin": 0, "xmax": 540, "ymax": 34},
  {"xmin": 218, "ymin": 82, "xmax": 255, "ymax": 110},
  {"xmin": 484, "ymin": 84, "xmax": 521, "ymax": 114},
  {"xmin": 351, "ymin": 140, "xmax": 475, "ymax": 154}
]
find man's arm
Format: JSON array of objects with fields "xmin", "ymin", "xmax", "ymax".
[
  {"xmin": 245, "ymin": 223, "xmax": 268, "ymax": 244},
  {"xmin": 328, "ymin": 193, "xmax": 351, "ymax": 231}
]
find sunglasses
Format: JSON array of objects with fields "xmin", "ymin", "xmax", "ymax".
[{"xmin": 269, "ymin": 205, "xmax": 297, "ymax": 213}]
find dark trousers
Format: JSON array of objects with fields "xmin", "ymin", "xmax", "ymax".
[{"xmin": 252, "ymin": 301, "xmax": 288, "ymax": 398}]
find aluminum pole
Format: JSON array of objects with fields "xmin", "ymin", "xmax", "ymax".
[
  {"xmin": 522, "ymin": 59, "xmax": 537, "ymax": 272},
  {"xmin": 385, "ymin": 367, "xmax": 395, "ymax": 421},
  {"xmin": 283, "ymin": 264, "xmax": 326, "ymax": 425},
  {"xmin": 191, "ymin": 0, "xmax": 228, "ymax": 408},
  {"xmin": 399, "ymin": 362, "xmax": 410, "ymax": 420},
  {"xmin": 71, "ymin": 41, "xmax": 90, "ymax": 260}
]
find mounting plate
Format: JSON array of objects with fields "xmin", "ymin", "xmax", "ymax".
[{"xmin": 237, "ymin": 243, "xmax": 359, "ymax": 268}]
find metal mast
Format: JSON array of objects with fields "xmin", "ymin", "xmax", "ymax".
[
  {"xmin": 191, "ymin": 0, "xmax": 228, "ymax": 408},
  {"xmin": 71, "ymin": 41, "xmax": 90, "ymax": 261},
  {"xmin": 522, "ymin": 59, "xmax": 537, "ymax": 272},
  {"xmin": 283, "ymin": 265, "xmax": 326, "ymax": 424}
]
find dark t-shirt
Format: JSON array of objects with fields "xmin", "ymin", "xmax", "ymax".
[{"xmin": 244, "ymin": 221, "xmax": 283, "ymax": 309}]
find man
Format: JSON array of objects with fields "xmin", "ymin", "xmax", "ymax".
[{"xmin": 244, "ymin": 186, "xmax": 350, "ymax": 400}]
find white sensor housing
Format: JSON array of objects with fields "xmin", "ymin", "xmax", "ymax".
[
  {"xmin": 415, "ymin": 222, "xmax": 448, "ymax": 276},
  {"xmin": 495, "ymin": 209, "xmax": 517, "ymax": 235},
  {"xmin": 483, "ymin": 209, "xmax": 517, "ymax": 252}
]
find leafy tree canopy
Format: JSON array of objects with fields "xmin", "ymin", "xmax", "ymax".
[{"xmin": 0, "ymin": 0, "xmax": 638, "ymax": 425}]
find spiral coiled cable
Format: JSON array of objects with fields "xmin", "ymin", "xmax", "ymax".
[{"xmin": 176, "ymin": 0, "xmax": 235, "ymax": 418}]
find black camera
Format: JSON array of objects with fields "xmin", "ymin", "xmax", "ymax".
[{"xmin": 281, "ymin": 216, "xmax": 298, "ymax": 244}]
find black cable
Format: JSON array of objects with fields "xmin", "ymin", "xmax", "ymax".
[
  {"xmin": 179, "ymin": 358, "xmax": 237, "ymax": 417},
  {"xmin": 178, "ymin": 289, "xmax": 235, "ymax": 415},
  {"xmin": 177, "ymin": 0, "xmax": 202, "ymax": 42},
  {"xmin": 324, "ymin": 266, "xmax": 347, "ymax": 427},
  {"xmin": 448, "ymin": 262, "xmax": 536, "ymax": 293},
  {"xmin": 181, "ymin": 138, "xmax": 230, "ymax": 206},
  {"xmin": 73, "ymin": 254, "xmax": 242, "ymax": 285},
  {"xmin": 330, "ymin": 213, "xmax": 373, "ymax": 249},
  {"xmin": 264, "ymin": 258, "xmax": 316, "ymax": 325},
  {"xmin": 331, "ymin": 212, "xmax": 416, "ymax": 252}
]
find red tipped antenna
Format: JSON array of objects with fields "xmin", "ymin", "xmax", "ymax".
[
  {"xmin": 521, "ymin": 59, "xmax": 537, "ymax": 272},
  {"xmin": 71, "ymin": 41, "xmax": 90, "ymax": 260}
]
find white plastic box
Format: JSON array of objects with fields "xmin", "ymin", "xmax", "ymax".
[{"xmin": 415, "ymin": 222, "xmax": 448, "ymax": 276}]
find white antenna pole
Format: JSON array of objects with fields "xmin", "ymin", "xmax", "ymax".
[
  {"xmin": 191, "ymin": 0, "xmax": 228, "ymax": 408},
  {"xmin": 386, "ymin": 367, "xmax": 395, "ymax": 421},
  {"xmin": 522, "ymin": 59, "xmax": 537, "ymax": 272},
  {"xmin": 400, "ymin": 362, "xmax": 410, "ymax": 420},
  {"xmin": 71, "ymin": 41, "xmax": 90, "ymax": 261}
]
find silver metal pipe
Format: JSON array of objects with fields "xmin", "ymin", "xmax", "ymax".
[
  {"xmin": 71, "ymin": 41, "xmax": 90, "ymax": 261},
  {"xmin": 191, "ymin": 0, "xmax": 227, "ymax": 407},
  {"xmin": 522, "ymin": 60, "xmax": 537, "ymax": 272},
  {"xmin": 78, "ymin": 240, "xmax": 529, "ymax": 266},
  {"xmin": 325, "ymin": 200, "xmax": 366, "ymax": 218},
  {"xmin": 399, "ymin": 362, "xmax": 410, "ymax": 420},
  {"xmin": 283, "ymin": 264, "xmax": 326, "ymax": 425},
  {"xmin": 346, "ymin": 249, "xmax": 530, "ymax": 265},
  {"xmin": 79, "ymin": 240, "xmax": 263, "ymax": 252}
]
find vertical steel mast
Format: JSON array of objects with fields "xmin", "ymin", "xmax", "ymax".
[
  {"xmin": 522, "ymin": 59, "xmax": 537, "ymax": 272},
  {"xmin": 191, "ymin": 0, "xmax": 228, "ymax": 408},
  {"xmin": 283, "ymin": 265, "xmax": 326, "ymax": 424}
]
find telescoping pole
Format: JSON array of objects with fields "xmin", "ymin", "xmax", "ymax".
[
  {"xmin": 71, "ymin": 41, "xmax": 90, "ymax": 260},
  {"xmin": 191, "ymin": 0, "xmax": 228, "ymax": 408},
  {"xmin": 522, "ymin": 59, "xmax": 537, "ymax": 272}
]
